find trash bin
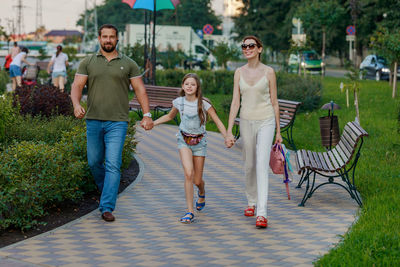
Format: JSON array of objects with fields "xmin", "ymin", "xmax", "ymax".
[
  {"xmin": 319, "ymin": 115, "xmax": 340, "ymax": 149},
  {"xmin": 319, "ymin": 101, "xmax": 341, "ymax": 150}
]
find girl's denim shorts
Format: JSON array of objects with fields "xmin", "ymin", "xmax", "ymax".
[
  {"xmin": 52, "ymin": 71, "xmax": 67, "ymax": 78},
  {"xmin": 177, "ymin": 132, "xmax": 207, "ymax": 157}
]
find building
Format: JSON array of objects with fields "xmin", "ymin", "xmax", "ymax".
[{"xmin": 44, "ymin": 30, "xmax": 82, "ymax": 44}]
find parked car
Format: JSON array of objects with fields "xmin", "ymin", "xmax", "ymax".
[
  {"xmin": 288, "ymin": 50, "xmax": 325, "ymax": 75},
  {"xmin": 359, "ymin": 55, "xmax": 400, "ymax": 81}
]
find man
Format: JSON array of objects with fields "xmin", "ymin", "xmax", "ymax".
[{"xmin": 71, "ymin": 24, "xmax": 153, "ymax": 222}]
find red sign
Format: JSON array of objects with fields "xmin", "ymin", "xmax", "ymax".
[
  {"xmin": 346, "ymin": 25, "xmax": 356, "ymax": 35},
  {"xmin": 203, "ymin": 24, "xmax": 214, "ymax": 35}
]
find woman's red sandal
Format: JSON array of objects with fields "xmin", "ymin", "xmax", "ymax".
[
  {"xmin": 256, "ymin": 216, "xmax": 268, "ymax": 228},
  {"xmin": 244, "ymin": 206, "xmax": 255, "ymax": 217}
]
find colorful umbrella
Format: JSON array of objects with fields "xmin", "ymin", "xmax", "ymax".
[
  {"xmin": 122, "ymin": 0, "xmax": 180, "ymax": 84},
  {"xmin": 122, "ymin": 0, "xmax": 180, "ymax": 11}
]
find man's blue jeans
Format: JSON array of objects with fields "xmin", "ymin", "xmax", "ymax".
[{"xmin": 86, "ymin": 119, "xmax": 128, "ymax": 213}]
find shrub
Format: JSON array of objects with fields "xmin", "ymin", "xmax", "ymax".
[
  {"xmin": 214, "ymin": 70, "xmax": 234, "ymax": 94},
  {"xmin": 0, "ymin": 117, "xmax": 137, "ymax": 230},
  {"xmin": 122, "ymin": 119, "xmax": 138, "ymax": 169},
  {"xmin": 154, "ymin": 70, "xmax": 321, "ymax": 107},
  {"xmin": 0, "ymin": 95, "xmax": 18, "ymax": 144},
  {"xmin": 5, "ymin": 115, "xmax": 83, "ymax": 145},
  {"xmin": 156, "ymin": 69, "xmax": 186, "ymax": 87},
  {"xmin": 0, "ymin": 141, "xmax": 86, "ymax": 230},
  {"xmin": 198, "ymin": 71, "xmax": 216, "ymax": 94},
  {"xmin": 0, "ymin": 70, "xmax": 9, "ymax": 95},
  {"xmin": 13, "ymin": 84, "xmax": 73, "ymax": 117},
  {"xmin": 276, "ymin": 72, "xmax": 322, "ymax": 112}
]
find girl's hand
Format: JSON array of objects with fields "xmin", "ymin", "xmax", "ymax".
[
  {"xmin": 274, "ymin": 133, "xmax": 283, "ymax": 144},
  {"xmin": 225, "ymin": 133, "xmax": 235, "ymax": 148}
]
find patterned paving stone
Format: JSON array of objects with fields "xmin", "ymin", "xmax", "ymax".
[{"xmin": 0, "ymin": 124, "xmax": 358, "ymax": 266}]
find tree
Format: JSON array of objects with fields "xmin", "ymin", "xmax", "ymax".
[
  {"xmin": 157, "ymin": 0, "xmax": 221, "ymax": 33},
  {"xmin": 122, "ymin": 42, "xmax": 145, "ymax": 68},
  {"xmin": 63, "ymin": 46, "xmax": 78, "ymax": 62},
  {"xmin": 347, "ymin": 0, "xmax": 400, "ymax": 63},
  {"xmin": 77, "ymin": 0, "xmax": 221, "ymax": 34},
  {"xmin": 296, "ymin": 0, "xmax": 346, "ymax": 62},
  {"xmin": 370, "ymin": 27, "xmax": 400, "ymax": 98},
  {"xmin": 77, "ymin": 0, "xmax": 145, "ymax": 31},
  {"xmin": 211, "ymin": 42, "xmax": 240, "ymax": 69},
  {"xmin": 157, "ymin": 44, "xmax": 185, "ymax": 69},
  {"xmin": 232, "ymin": 0, "xmax": 302, "ymax": 53}
]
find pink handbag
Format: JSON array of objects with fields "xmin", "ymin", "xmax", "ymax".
[
  {"xmin": 269, "ymin": 143, "xmax": 285, "ymax": 174},
  {"xmin": 269, "ymin": 143, "xmax": 291, "ymax": 200}
]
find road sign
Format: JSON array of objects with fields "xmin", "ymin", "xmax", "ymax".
[
  {"xmin": 346, "ymin": 35, "xmax": 355, "ymax": 41},
  {"xmin": 346, "ymin": 25, "xmax": 356, "ymax": 35},
  {"xmin": 203, "ymin": 24, "xmax": 214, "ymax": 35},
  {"xmin": 196, "ymin": 29, "xmax": 203, "ymax": 39}
]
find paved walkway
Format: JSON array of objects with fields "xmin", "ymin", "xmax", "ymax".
[{"xmin": 0, "ymin": 124, "xmax": 358, "ymax": 267}]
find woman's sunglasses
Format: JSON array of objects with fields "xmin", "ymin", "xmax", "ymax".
[{"xmin": 241, "ymin": 43, "xmax": 258, "ymax": 50}]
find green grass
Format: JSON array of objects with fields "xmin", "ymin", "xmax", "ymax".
[{"xmin": 205, "ymin": 77, "xmax": 400, "ymax": 266}]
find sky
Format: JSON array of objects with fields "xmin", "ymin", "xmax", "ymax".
[{"xmin": 0, "ymin": 0, "xmax": 224, "ymax": 34}]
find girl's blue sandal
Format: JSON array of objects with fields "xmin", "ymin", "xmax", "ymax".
[
  {"xmin": 196, "ymin": 192, "xmax": 206, "ymax": 211},
  {"xmin": 180, "ymin": 212, "xmax": 194, "ymax": 224}
]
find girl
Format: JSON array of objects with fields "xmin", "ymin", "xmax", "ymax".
[
  {"xmin": 154, "ymin": 73, "xmax": 227, "ymax": 223},
  {"xmin": 225, "ymin": 36, "xmax": 282, "ymax": 229},
  {"xmin": 47, "ymin": 45, "xmax": 69, "ymax": 92},
  {"xmin": 9, "ymin": 47, "xmax": 33, "ymax": 91}
]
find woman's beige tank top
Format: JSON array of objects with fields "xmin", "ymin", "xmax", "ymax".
[{"xmin": 239, "ymin": 72, "xmax": 275, "ymax": 120}]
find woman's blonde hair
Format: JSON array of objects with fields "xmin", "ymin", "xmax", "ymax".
[{"xmin": 179, "ymin": 73, "xmax": 208, "ymax": 125}]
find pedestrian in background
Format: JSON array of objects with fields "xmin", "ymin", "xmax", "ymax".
[
  {"xmin": 10, "ymin": 42, "xmax": 20, "ymax": 59},
  {"xmin": 71, "ymin": 24, "xmax": 153, "ymax": 222},
  {"xmin": 9, "ymin": 47, "xmax": 33, "ymax": 91},
  {"xmin": 225, "ymin": 35, "xmax": 282, "ymax": 229},
  {"xmin": 153, "ymin": 73, "xmax": 228, "ymax": 224},
  {"xmin": 47, "ymin": 45, "xmax": 69, "ymax": 92}
]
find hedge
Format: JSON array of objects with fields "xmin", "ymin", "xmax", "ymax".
[
  {"xmin": 0, "ymin": 92, "xmax": 137, "ymax": 230},
  {"xmin": 156, "ymin": 69, "xmax": 322, "ymax": 112},
  {"xmin": 0, "ymin": 70, "xmax": 9, "ymax": 95}
]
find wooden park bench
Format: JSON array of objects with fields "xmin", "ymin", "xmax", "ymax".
[
  {"xmin": 295, "ymin": 120, "xmax": 368, "ymax": 207},
  {"xmin": 129, "ymin": 84, "xmax": 180, "ymax": 123},
  {"xmin": 234, "ymin": 99, "xmax": 302, "ymax": 150}
]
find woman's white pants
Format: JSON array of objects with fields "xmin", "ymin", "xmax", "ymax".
[{"xmin": 240, "ymin": 117, "xmax": 275, "ymax": 217}]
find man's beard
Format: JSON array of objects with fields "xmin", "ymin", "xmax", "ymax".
[{"xmin": 101, "ymin": 42, "xmax": 116, "ymax": 53}]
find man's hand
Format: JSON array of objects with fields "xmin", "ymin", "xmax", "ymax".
[
  {"xmin": 225, "ymin": 133, "xmax": 235, "ymax": 148},
  {"xmin": 140, "ymin": 117, "xmax": 154, "ymax": 130},
  {"xmin": 73, "ymin": 104, "xmax": 86, "ymax": 119}
]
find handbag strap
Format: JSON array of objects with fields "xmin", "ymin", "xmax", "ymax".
[{"xmin": 278, "ymin": 145, "xmax": 290, "ymax": 184}]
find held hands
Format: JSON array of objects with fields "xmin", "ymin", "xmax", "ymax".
[
  {"xmin": 140, "ymin": 117, "xmax": 154, "ymax": 130},
  {"xmin": 225, "ymin": 133, "xmax": 235, "ymax": 148},
  {"xmin": 73, "ymin": 104, "xmax": 86, "ymax": 119}
]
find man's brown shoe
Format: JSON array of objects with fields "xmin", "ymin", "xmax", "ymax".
[{"xmin": 101, "ymin": 212, "xmax": 115, "ymax": 222}]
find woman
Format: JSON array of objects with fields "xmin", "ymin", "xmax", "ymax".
[
  {"xmin": 225, "ymin": 36, "xmax": 282, "ymax": 229},
  {"xmin": 9, "ymin": 47, "xmax": 33, "ymax": 91},
  {"xmin": 47, "ymin": 45, "xmax": 69, "ymax": 92}
]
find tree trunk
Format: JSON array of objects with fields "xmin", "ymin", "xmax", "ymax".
[
  {"xmin": 393, "ymin": 61, "xmax": 398, "ymax": 98},
  {"xmin": 354, "ymin": 89, "xmax": 360, "ymax": 124},
  {"xmin": 322, "ymin": 27, "xmax": 326, "ymax": 62}
]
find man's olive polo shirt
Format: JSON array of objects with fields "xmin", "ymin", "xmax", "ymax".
[{"xmin": 77, "ymin": 52, "xmax": 141, "ymax": 121}]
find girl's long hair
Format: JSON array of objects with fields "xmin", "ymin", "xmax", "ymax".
[
  {"xmin": 179, "ymin": 73, "xmax": 208, "ymax": 125},
  {"xmin": 56, "ymin": 45, "xmax": 62, "ymax": 57}
]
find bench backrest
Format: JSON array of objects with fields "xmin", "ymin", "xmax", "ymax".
[
  {"xmin": 130, "ymin": 85, "xmax": 180, "ymax": 109},
  {"xmin": 329, "ymin": 121, "xmax": 369, "ymax": 170},
  {"xmin": 278, "ymin": 99, "xmax": 302, "ymax": 128},
  {"xmin": 145, "ymin": 85, "xmax": 180, "ymax": 104}
]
